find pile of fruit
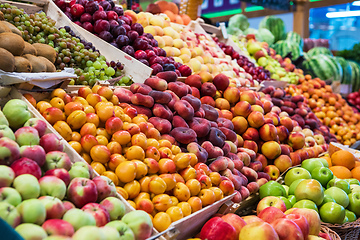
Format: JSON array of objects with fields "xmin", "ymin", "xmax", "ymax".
[
  {"xmin": 54, "ymin": 0, "xmax": 188, "ymax": 75},
  {"xmin": 258, "ymin": 147, "xmax": 360, "ymax": 225},
  {"xmin": 0, "ymin": 3, "xmax": 128, "ymax": 86},
  {"xmin": 286, "ymin": 76, "xmax": 360, "ymax": 146},
  {"xmin": 145, "ymin": 0, "xmax": 191, "ymax": 25},
  {"xmin": 0, "ymin": 99, "xmax": 154, "ymax": 240}
]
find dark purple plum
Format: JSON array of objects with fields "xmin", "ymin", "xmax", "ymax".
[
  {"xmin": 111, "ymin": 25, "xmax": 126, "ymax": 37},
  {"xmin": 163, "ymin": 64, "xmax": 176, "ymax": 72},
  {"xmin": 115, "ymin": 35, "xmax": 130, "ymax": 47},
  {"xmin": 121, "ymin": 45, "xmax": 135, "ymax": 57},
  {"xmin": 82, "ymin": 22, "xmax": 93, "ymax": 32},
  {"xmin": 151, "ymin": 63, "xmax": 163, "ymax": 75},
  {"xmin": 109, "ymin": 19, "xmax": 119, "ymax": 31},
  {"xmin": 133, "ymin": 38, "xmax": 148, "ymax": 51},
  {"xmin": 99, "ymin": 31, "xmax": 113, "ymax": 42},
  {"xmin": 150, "ymin": 39, "xmax": 158, "ymax": 47},
  {"xmin": 126, "ymin": 30, "xmax": 139, "ymax": 43},
  {"xmin": 94, "ymin": 19, "xmax": 110, "ymax": 34},
  {"xmin": 138, "ymin": 59, "xmax": 149, "ymax": 66},
  {"xmin": 80, "ymin": 13, "xmax": 92, "ymax": 23},
  {"xmin": 112, "ymin": 6, "xmax": 123, "ymax": 16},
  {"xmin": 143, "ymin": 33, "xmax": 154, "ymax": 39},
  {"xmin": 122, "ymin": 24, "xmax": 131, "ymax": 33},
  {"xmin": 84, "ymin": 1, "xmax": 99, "ymax": 14},
  {"xmin": 119, "ymin": 15, "xmax": 131, "ymax": 25},
  {"xmin": 93, "ymin": 10, "xmax": 107, "ymax": 21},
  {"xmin": 131, "ymin": 23, "xmax": 144, "ymax": 36},
  {"xmin": 99, "ymin": 0, "xmax": 111, "ymax": 11}
]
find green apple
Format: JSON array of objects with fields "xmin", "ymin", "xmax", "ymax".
[
  {"xmin": 121, "ymin": 210, "xmax": 153, "ymax": 240},
  {"xmin": 2, "ymin": 99, "xmax": 32, "ymax": 129},
  {"xmin": 279, "ymin": 196, "xmax": 292, "ymax": 210},
  {"xmin": 311, "ymin": 167, "xmax": 333, "ymax": 187},
  {"xmin": 350, "ymin": 184, "xmax": 360, "ymax": 193},
  {"xmin": 0, "ymin": 165, "xmax": 15, "ymax": 188},
  {"xmin": 295, "ymin": 179, "xmax": 324, "ymax": 206},
  {"xmin": 62, "ymin": 208, "xmax": 96, "ymax": 231},
  {"xmin": 346, "ymin": 179, "xmax": 360, "ymax": 185},
  {"xmin": 100, "ymin": 197, "xmax": 126, "ymax": 221},
  {"xmin": 246, "ymin": 42, "xmax": 262, "ymax": 55},
  {"xmin": 72, "ymin": 226, "xmax": 106, "ymax": 240},
  {"xmin": 13, "ymin": 174, "xmax": 40, "ymax": 200},
  {"xmin": 0, "ymin": 125, "xmax": 15, "ymax": 141},
  {"xmin": 15, "ymin": 223, "xmax": 47, "ymax": 240},
  {"xmin": 343, "ymin": 216, "xmax": 349, "ymax": 224},
  {"xmin": 288, "ymin": 195, "xmax": 296, "ymax": 206},
  {"xmin": 0, "ymin": 110, "xmax": 9, "ymax": 126},
  {"xmin": 0, "ymin": 187, "xmax": 22, "ymax": 206},
  {"xmin": 319, "ymin": 202, "xmax": 345, "ymax": 224},
  {"xmin": 0, "ymin": 202, "xmax": 21, "ymax": 227},
  {"xmin": 326, "ymin": 178, "xmax": 350, "ymax": 194},
  {"xmin": 68, "ymin": 162, "xmax": 91, "ymax": 180},
  {"xmin": 288, "ymin": 179, "xmax": 305, "ymax": 195},
  {"xmin": 324, "ymin": 187, "xmax": 349, "ymax": 208},
  {"xmin": 259, "ymin": 181, "xmax": 287, "ymax": 199},
  {"xmin": 283, "ymin": 185, "xmax": 289, "ymax": 195},
  {"xmin": 100, "ymin": 226, "xmax": 121, "ymax": 239},
  {"xmin": 348, "ymin": 192, "xmax": 360, "ymax": 216},
  {"xmin": 39, "ymin": 175, "xmax": 66, "ymax": 200},
  {"xmin": 293, "ymin": 199, "xmax": 319, "ymax": 213},
  {"xmin": 284, "ymin": 167, "xmax": 311, "ymax": 186},
  {"xmin": 311, "ymin": 158, "xmax": 329, "ymax": 168},
  {"xmin": 346, "ymin": 209, "xmax": 357, "ymax": 222},
  {"xmin": 301, "ymin": 159, "xmax": 324, "ymax": 173},
  {"xmin": 321, "ymin": 194, "xmax": 335, "ymax": 206},
  {"xmin": 105, "ymin": 220, "xmax": 135, "ymax": 240},
  {"xmin": 257, "ymin": 57, "xmax": 268, "ymax": 66},
  {"xmin": 17, "ymin": 199, "xmax": 46, "ymax": 225}
]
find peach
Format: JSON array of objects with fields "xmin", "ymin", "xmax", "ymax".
[
  {"xmin": 148, "ymin": 90, "xmax": 172, "ymax": 105},
  {"xmin": 200, "ymin": 96, "xmax": 216, "ymax": 107},
  {"xmin": 123, "ymin": 180, "xmax": 141, "ymax": 199},
  {"xmin": 145, "ymin": 146, "xmax": 160, "ymax": 161},
  {"xmin": 90, "ymin": 145, "xmax": 111, "ymax": 164},
  {"xmin": 130, "ymin": 93, "xmax": 154, "ymax": 108},
  {"xmin": 115, "ymin": 161, "xmax": 137, "ymax": 183},
  {"xmin": 166, "ymin": 206, "xmax": 184, "ymax": 222},
  {"xmin": 108, "ymin": 154, "xmax": 126, "ymax": 171},
  {"xmin": 280, "ymin": 117, "xmax": 294, "ymax": 132},
  {"xmin": 86, "ymin": 93, "xmax": 102, "ymax": 107},
  {"xmin": 156, "ymin": 71, "xmax": 178, "ymax": 83},
  {"xmin": 232, "ymin": 116, "xmax": 248, "ymax": 135},
  {"xmin": 172, "ymin": 115, "xmax": 189, "ymax": 128},
  {"xmin": 152, "ymin": 194, "xmax": 173, "ymax": 212},
  {"xmin": 148, "ymin": 117, "xmax": 172, "ymax": 134},
  {"xmin": 80, "ymin": 122, "xmax": 97, "ymax": 136},
  {"xmin": 152, "ymin": 104, "xmax": 173, "ymax": 121},
  {"xmin": 201, "ymin": 141, "xmax": 224, "ymax": 159},
  {"xmin": 173, "ymin": 153, "xmax": 191, "ymax": 169},
  {"xmin": 173, "ymin": 182, "xmax": 191, "ymax": 202},
  {"xmin": 37, "ymin": 101, "xmax": 53, "ymax": 114},
  {"xmin": 259, "ymin": 123, "xmax": 278, "ymax": 141},
  {"xmin": 261, "ymin": 141, "xmax": 281, "ymax": 160},
  {"xmin": 185, "ymin": 74, "xmax": 202, "ymax": 89},
  {"xmin": 276, "ymin": 126, "xmax": 289, "ymax": 143},
  {"xmin": 177, "ymin": 202, "xmax": 191, "ymax": 217},
  {"xmin": 198, "ymin": 189, "xmax": 216, "ymax": 207},
  {"xmin": 158, "ymin": 158, "xmax": 176, "ymax": 174},
  {"xmin": 42, "ymin": 107, "xmax": 65, "ymax": 125},
  {"xmin": 51, "ymin": 88, "xmax": 67, "ymax": 99},
  {"xmin": 215, "ymin": 98, "xmax": 230, "ymax": 110},
  {"xmin": 112, "ymin": 130, "xmax": 131, "ymax": 145},
  {"xmin": 96, "ymin": 135, "xmax": 109, "ymax": 145},
  {"xmin": 223, "ymin": 87, "xmax": 240, "ymax": 105},
  {"xmin": 131, "ymin": 133, "xmax": 147, "ymax": 150},
  {"xmin": 234, "ymin": 101, "xmax": 252, "ymax": 117},
  {"xmin": 182, "ymin": 94, "xmax": 201, "ymax": 112},
  {"xmin": 243, "ymin": 140, "xmax": 258, "ymax": 153},
  {"xmin": 247, "ymin": 111, "xmax": 265, "ymax": 128},
  {"xmin": 83, "ymin": 105, "xmax": 95, "ymax": 114},
  {"xmin": 144, "ymin": 77, "xmax": 168, "ymax": 91},
  {"xmin": 240, "ymin": 91, "xmax": 257, "ymax": 105},
  {"xmin": 187, "ymin": 196, "xmax": 202, "ymax": 213},
  {"xmin": 113, "ymin": 87, "xmax": 133, "ymax": 104},
  {"xmin": 170, "ymin": 127, "xmax": 197, "ymax": 145},
  {"xmin": 288, "ymin": 132, "xmax": 305, "ymax": 150},
  {"xmin": 85, "ymin": 113, "xmax": 100, "ymax": 127},
  {"xmin": 201, "ymin": 104, "xmax": 219, "ymax": 121},
  {"xmin": 80, "ymin": 134, "xmax": 98, "ymax": 153},
  {"xmin": 174, "ymin": 100, "xmax": 194, "ymax": 121},
  {"xmin": 136, "ymin": 198, "xmax": 154, "ymax": 214},
  {"xmin": 125, "ymin": 145, "xmax": 145, "ymax": 161},
  {"xmin": 143, "ymin": 158, "xmax": 160, "ymax": 174},
  {"xmin": 96, "ymin": 105, "xmax": 115, "ymax": 123},
  {"xmin": 213, "ymin": 73, "xmax": 230, "ymax": 91},
  {"xmin": 201, "ymin": 82, "xmax": 217, "ymax": 97},
  {"xmin": 97, "ymin": 87, "xmax": 113, "ymax": 101},
  {"xmin": 242, "ymin": 128, "xmax": 259, "ymax": 142},
  {"xmin": 149, "ymin": 176, "xmax": 167, "ymax": 194},
  {"xmin": 274, "ymin": 155, "xmax": 292, "ymax": 172},
  {"xmin": 132, "ymin": 160, "xmax": 148, "ymax": 179}
]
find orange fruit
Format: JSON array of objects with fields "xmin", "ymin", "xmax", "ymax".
[
  {"xmin": 355, "ymin": 161, "xmax": 360, "ymax": 168},
  {"xmin": 351, "ymin": 166, "xmax": 360, "ymax": 181},
  {"xmin": 329, "ymin": 166, "xmax": 352, "ymax": 179},
  {"xmin": 320, "ymin": 156, "xmax": 332, "ymax": 168},
  {"xmin": 331, "ymin": 150, "xmax": 356, "ymax": 170},
  {"xmin": 153, "ymin": 212, "xmax": 171, "ymax": 232}
]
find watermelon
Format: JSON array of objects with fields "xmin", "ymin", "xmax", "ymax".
[
  {"xmin": 307, "ymin": 47, "xmax": 333, "ymax": 58},
  {"xmin": 272, "ymin": 40, "xmax": 303, "ymax": 60},
  {"xmin": 302, "ymin": 54, "xmax": 342, "ymax": 81},
  {"xmin": 286, "ymin": 31, "xmax": 303, "ymax": 48},
  {"xmin": 348, "ymin": 61, "xmax": 360, "ymax": 92},
  {"xmin": 259, "ymin": 16, "xmax": 286, "ymax": 42},
  {"xmin": 335, "ymin": 56, "xmax": 352, "ymax": 84}
]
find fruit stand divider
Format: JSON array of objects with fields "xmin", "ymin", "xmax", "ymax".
[
  {"xmin": 8, "ymin": 86, "xmax": 239, "ymax": 240},
  {"xmin": 3, "ymin": 0, "xmax": 153, "ymax": 84},
  {"xmin": 0, "ymin": 86, "xmax": 167, "ymax": 239}
]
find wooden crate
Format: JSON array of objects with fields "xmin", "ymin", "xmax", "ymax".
[{"xmin": 1, "ymin": 0, "xmax": 153, "ymax": 84}]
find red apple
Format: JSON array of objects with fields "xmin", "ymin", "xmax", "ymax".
[{"xmin": 67, "ymin": 177, "xmax": 98, "ymax": 208}]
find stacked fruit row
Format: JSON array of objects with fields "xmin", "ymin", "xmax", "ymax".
[
  {"xmin": 0, "ymin": 3, "xmax": 128, "ymax": 86},
  {"xmin": 286, "ymin": 76, "xmax": 360, "ymax": 146},
  {"xmin": 54, "ymin": 0, "xmax": 189, "ymax": 76},
  {"xmin": 0, "ymin": 99, "xmax": 154, "ymax": 240},
  {"xmin": 258, "ymin": 147, "xmax": 360, "ymax": 225},
  {"xmin": 136, "ymin": 11, "xmax": 257, "ymax": 87}
]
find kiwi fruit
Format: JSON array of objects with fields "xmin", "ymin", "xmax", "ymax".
[
  {"xmin": 38, "ymin": 56, "xmax": 56, "ymax": 72},
  {"xmin": 32, "ymin": 43, "xmax": 56, "ymax": 63},
  {"xmin": 14, "ymin": 56, "xmax": 32, "ymax": 73},
  {"xmin": 1, "ymin": 21, "xmax": 22, "ymax": 36},
  {"xmin": 0, "ymin": 47, "xmax": 15, "ymax": 72},
  {"xmin": 0, "ymin": 32, "xmax": 25, "ymax": 56},
  {"xmin": 23, "ymin": 42, "xmax": 37, "ymax": 55},
  {"xmin": 23, "ymin": 54, "xmax": 46, "ymax": 72},
  {"xmin": 0, "ymin": 22, "xmax": 11, "ymax": 34}
]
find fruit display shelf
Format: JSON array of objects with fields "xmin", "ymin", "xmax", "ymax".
[
  {"xmin": 14, "ymin": 86, "xmax": 243, "ymax": 240},
  {"xmin": 0, "ymin": 86, "xmax": 171, "ymax": 239},
  {"xmin": 4, "ymin": 0, "xmax": 153, "ymax": 83}
]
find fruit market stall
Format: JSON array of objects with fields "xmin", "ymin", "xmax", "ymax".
[{"xmin": 2, "ymin": 0, "xmax": 360, "ymax": 239}]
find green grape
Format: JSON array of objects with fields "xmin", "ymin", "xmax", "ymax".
[
  {"xmin": 89, "ymin": 66, "xmax": 95, "ymax": 72},
  {"xmin": 121, "ymin": 76, "xmax": 131, "ymax": 84},
  {"xmin": 101, "ymin": 64, "xmax": 108, "ymax": 69},
  {"xmin": 105, "ymin": 67, "xmax": 115, "ymax": 76},
  {"xmin": 93, "ymin": 61, "xmax": 101, "ymax": 70},
  {"xmin": 86, "ymin": 61, "xmax": 93, "ymax": 67},
  {"xmin": 99, "ymin": 55, "xmax": 106, "ymax": 61}
]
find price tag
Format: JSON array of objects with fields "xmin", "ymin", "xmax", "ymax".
[{"xmin": 219, "ymin": 22, "xmax": 228, "ymax": 39}]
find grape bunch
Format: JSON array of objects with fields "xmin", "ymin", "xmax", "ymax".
[{"xmin": 0, "ymin": 3, "xmax": 132, "ymax": 86}]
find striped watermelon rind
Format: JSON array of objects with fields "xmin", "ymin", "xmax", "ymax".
[
  {"xmin": 302, "ymin": 54, "xmax": 343, "ymax": 81},
  {"xmin": 348, "ymin": 60, "xmax": 360, "ymax": 92},
  {"xmin": 272, "ymin": 40, "xmax": 303, "ymax": 60},
  {"xmin": 259, "ymin": 16, "xmax": 286, "ymax": 43},
  {"xmin": 335, "ymin": 56, "xmax": 352, "ymax": 84},
  {"xmin": 307, "ymin": 47, "xmax": 333, "ymax": 58},
  {"xmin": 286, "ymin": 31, "xmax": 303, "ymax": 48}
]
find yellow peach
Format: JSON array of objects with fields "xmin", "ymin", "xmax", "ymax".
[
  {"xmin": 162, "ymin": 36, "xmax": 173, "ymax": 47},
  {"xmin": 154, "ymin": 36, "xmax": 165, "ymax": 48},
  {"xmin": 144, "ymin": 26, "xmax": 156, "ymax": 36},
  {"xmin": 173, "ymin": 39, "xmax": 185, "ymax": 49}
]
